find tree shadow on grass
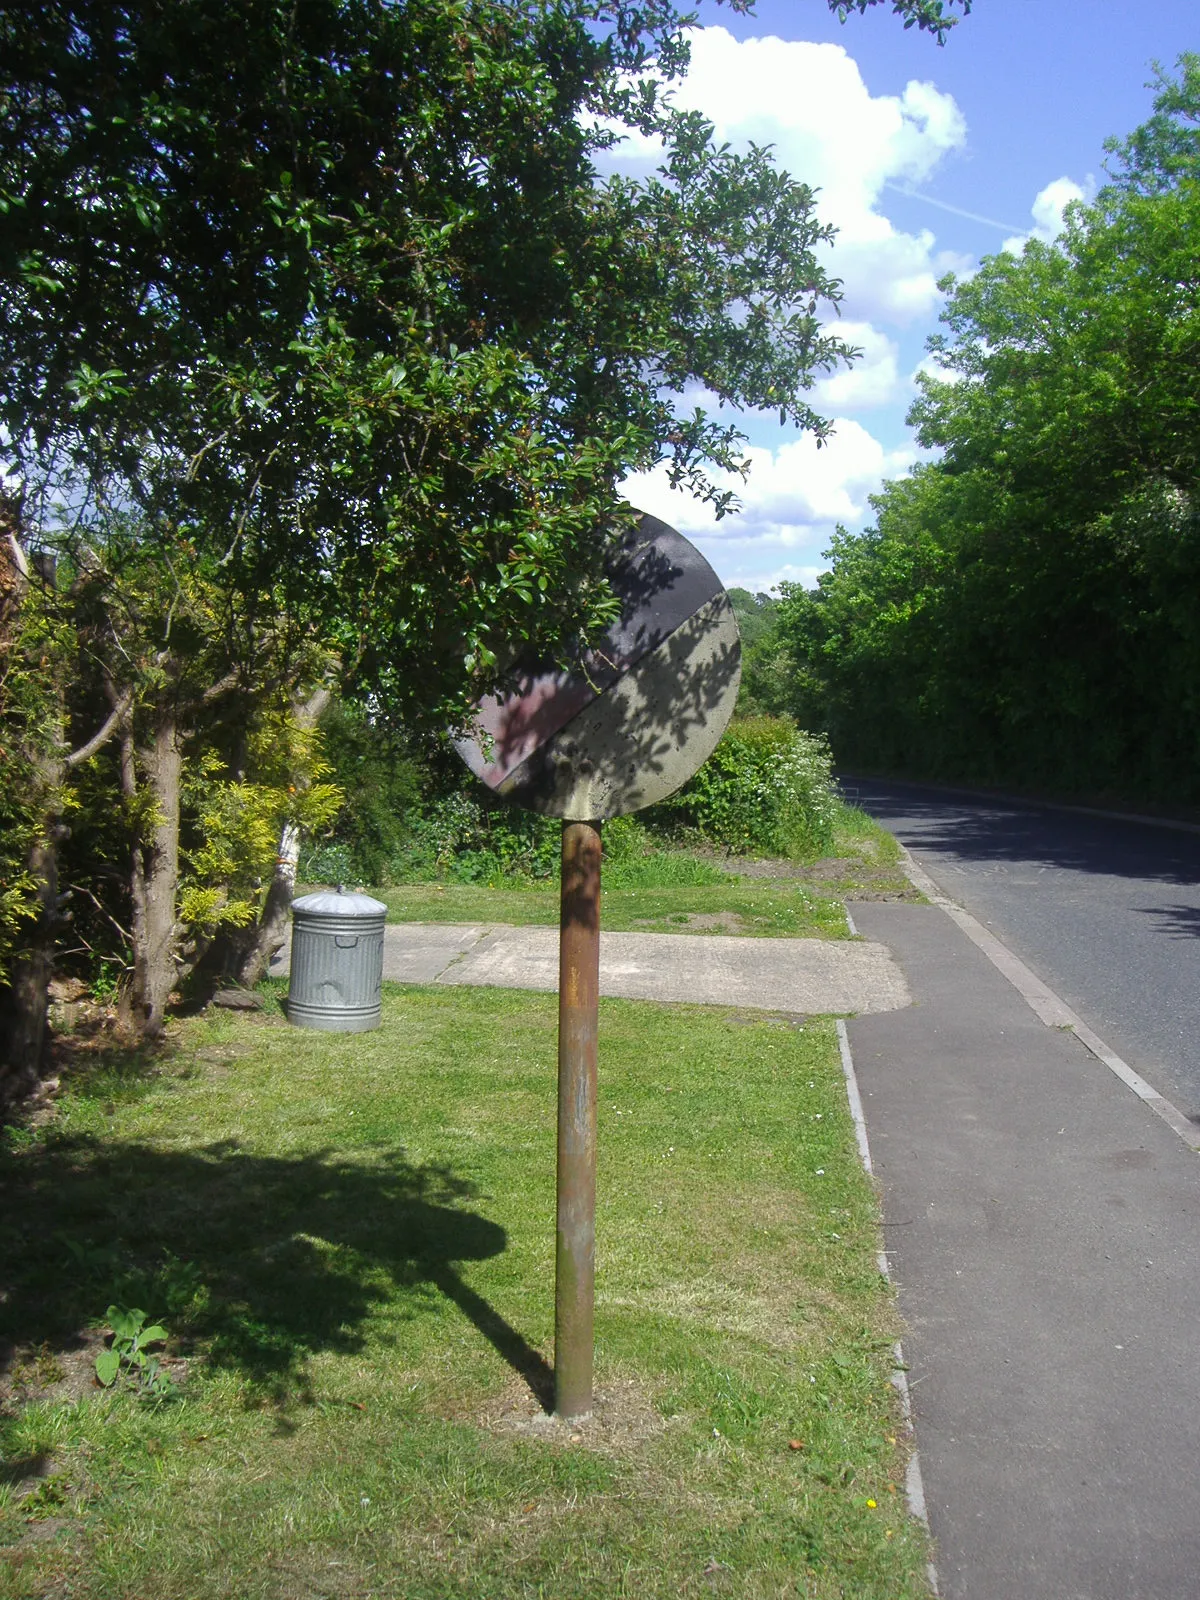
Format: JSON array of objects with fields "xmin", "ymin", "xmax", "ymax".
[{"xmin": 0, "ymin": 1134, "xmax": 554, "ymax": 1411}]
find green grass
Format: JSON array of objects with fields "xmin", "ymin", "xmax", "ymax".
[
  {"xmin": 372, "ymin": 803, "xmax": 911, "ymax": 938},
  {"xmin": 1, "ymin": 985, "xmax": 931, "ymax": 1599},
  {"xmin": 801, "ymin": 807, "xmax": 917, "ymax": 903},
  {"xmin": 375, "ymin": 878, "xmax": 852, "ymax": 938}
]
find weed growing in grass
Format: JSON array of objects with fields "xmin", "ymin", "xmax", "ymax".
[
  {"xmin": 18, "ymin": 1471, "xmax": 71, "ymax": 1519},
  {"xmin": 88, "ymin": 958, "xmax": 126, "ymax": 1006},
  {"xmin": 94, "ymin": 1307, "xmax": 176, "ymax": 1400}
]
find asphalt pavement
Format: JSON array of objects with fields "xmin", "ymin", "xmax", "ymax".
[
  {"xmin": 843, "ymin": 777, "xmax": 1200, "ymax": 1115},
  {"xmin": 848, "ymin": 898, "xmax": 1200, "ymax": 1600}
]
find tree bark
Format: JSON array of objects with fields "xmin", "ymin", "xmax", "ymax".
[
  {"xmin": 0, "ymin": 531, "xmax": 64, "ymax": 1103},
  {"xmin": 120, "ymin": 710, "xmax": 183, "ymax": 1038},
  {"xmin": 236, "ymin": 820, "xmax": 302, "ymax": 986},
  {"xmin": 234, "ymin": 685, "xmax": 332, "ymax": 987},
  {"xmin": 0, "ymin": 767, "xmax": 63, "ymax": 1106}
]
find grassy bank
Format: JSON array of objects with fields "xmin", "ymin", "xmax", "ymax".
[
  {"xmin": 1, "ymin": 983, "xmax": 931, "ymax": 1599},
  {"xmin": 375, "ymin": 877, "xmax": 854, "ymax": 938},
  {"xmin": 371, "ymin": 803, "xmax": 916, "ymax": 938}
]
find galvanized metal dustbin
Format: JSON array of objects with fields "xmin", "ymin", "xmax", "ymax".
[{"xmin": 288, "ymin": 887, "xmax": 387, "ymax": 1032}]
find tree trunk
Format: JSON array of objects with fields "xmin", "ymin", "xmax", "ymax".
[
  {"xmin": 120, "ymin": 712, "xmax": 183, "ymax": 1038},
  {"xmin": 0, "ymin": 530, "xmax": 62, "ymax": 1104},
  {"xmin": 0, "ymin": 796, "xmax": 62, "ymax": 1106},
  {"xmin": 234, "ymin": 685, "xmax": 332, "ymax": 987},
  {"xmin": 236, "ymin": 821, "xmax": 301, "ymax": 986}
]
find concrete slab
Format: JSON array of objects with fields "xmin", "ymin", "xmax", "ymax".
[
  {"xmin": 271, "ymin": 920, "xmax": 910, "ymax": 1015},
  {"xmin": 438, "ymin": 924, "xmax": 910, "ymax": 1014},
  {"xmin": 848, "ymin": 900, "xmax": 1200, "ymax": 1600},
  {"xmin": 270, "ymin": 922, "xmax": 490, "ymax": 984}
]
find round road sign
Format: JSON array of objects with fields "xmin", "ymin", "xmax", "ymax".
[{"xmin": 454, "ymin": 513, "xmax": 741, "ymax": 820}]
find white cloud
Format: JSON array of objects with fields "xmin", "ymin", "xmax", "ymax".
[
  {"xmin": 622, "ymin": 418, "xmax": 918, "ymax": 590},
  {"xmin": 812, "ymin": 322, "xmax": 902, "ymax": 411},
  {"xmin": 910, "ymin": 349, "xmax": 961, "ymax": 389},
  {"xmin": 601, "ymin": 28, "xmax": 970, "ymax": 329},
  {"xmin": 598, "ymin": 27, "xmax": 976, "ymax": 592},
  {"xmin": 709, "ymin": 554, "xmax": 830, "ymax": 594},
  {"xmin": 1002, "ymin": 176, "xmax": 1092, "ymax": 254}
]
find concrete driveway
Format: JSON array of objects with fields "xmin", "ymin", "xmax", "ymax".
[{"xmin": 270, "ymin": 920, "xmax": 911, "ymax": 1016}]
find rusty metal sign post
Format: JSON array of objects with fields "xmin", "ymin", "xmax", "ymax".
[
  {"xmin": 454, "ymin": 514, "xmax": 740, "ymax": 1421},
  {"xmin": 554, "ymin": 820, "xmax": 602, "ymax": 1420}
]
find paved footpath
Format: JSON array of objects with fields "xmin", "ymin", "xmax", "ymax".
[{"xmin": 849, "ymin": 899, "xmax": 1200, "ymax": 1600}]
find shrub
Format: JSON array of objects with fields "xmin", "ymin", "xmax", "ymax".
[
  {"xmin": 652, "ymin": 716, "xmax": 838, "ymax": 859},
  {"xmin": 601, "ymin": 816, "xmax": 729, "ymax": 887},
  {"xmin": 304, "ymin": 701, "xmax": 425, "ymax": 885},
  {"xmin": 399, "ymin": 792, "xmax": 561, "ymax": 885}
]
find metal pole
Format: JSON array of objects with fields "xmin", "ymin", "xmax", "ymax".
[{"xmin": 555, "ymin": 817, "xmax": 601, "ymax": 1421}]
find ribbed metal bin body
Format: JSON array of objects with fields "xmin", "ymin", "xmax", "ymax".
[{"xmin": 288, "ymin": 890, "xmax": 387, "ymax": 1032}]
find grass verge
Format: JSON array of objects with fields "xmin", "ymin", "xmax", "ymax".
[
  {"xmin": 375, "ymin": 878, "xmax": 852, "ymax": 939},
  {"xmin": 1, "ymin": 984, "xmax": 931, "ymax": 1599},
  {"xmin": 373, "ymin": 802, "xmax": 913, "ymax": 938},
  {"xmin": 744, "ymin": 807, "xmax": 919, "ymax": 905}
]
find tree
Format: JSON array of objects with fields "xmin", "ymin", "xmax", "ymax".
[
  {"xmin": 1, "ymin": 0, "xmax": 970, "ymax": 713},
  {"xmin": 0, "ymin": 519, "xmax": 141, "ymax": 1097},
  {"xmin": 780, "ymin": 55, "xmax": 1200, "ymax": 798},
  {"xmin": 0, "ymin": 0, "xmax": 969, "ymax": 1079}
]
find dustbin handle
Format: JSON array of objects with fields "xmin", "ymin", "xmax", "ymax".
[{"xmin": 334, "ymin": 934, "xmax": 359, "ymax": 949}]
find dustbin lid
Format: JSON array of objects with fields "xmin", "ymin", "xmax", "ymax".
[{"xmin": 292, "ymin": 887, "xmax": 387, "ymax": 918}]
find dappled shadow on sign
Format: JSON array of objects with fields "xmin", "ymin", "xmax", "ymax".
[{"xmin": 456, "ymin": 513, "xmax": 741, "ymax": 820}]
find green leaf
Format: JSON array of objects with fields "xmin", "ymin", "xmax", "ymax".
[
  {"xmin": 108, "ymin": 1305, "xmax": 145, "ymax": 1339},
  {"xmin": 95, "ymin": 1349, "xmax": 121, "ymax": 1386}
]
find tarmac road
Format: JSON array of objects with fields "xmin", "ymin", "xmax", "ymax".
[{"xmin": 843, "ymin": 777, "xmax": 1200, "ymax": 1119}]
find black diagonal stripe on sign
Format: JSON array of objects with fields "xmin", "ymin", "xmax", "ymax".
[
  {"xmin": 494, "ymin": 590, "xmax": 739, "ymax": 814},
  {"xmin": 456, "ymin": 514, "xmax": 724, "ymax": 789},
  {"xmin": 595, "ymin": 513, "xmax": 726, "ymax": 673}
]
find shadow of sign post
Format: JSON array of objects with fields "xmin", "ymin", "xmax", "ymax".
[{"xmin": 454, "ymin": 513, "xmax": 741, "ymax": 1421}]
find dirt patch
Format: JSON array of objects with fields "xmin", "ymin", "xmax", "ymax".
[
  {"xmin": 676, "ymin": 911, "xmax": 746, "ymax": 932},
  {"xmin": 733, "ymin": 855, "xmax": 917, "ymax": 892},
  {"xmin": 629, "ymin": 910, "xmax": 749, "ymax": 933},
  {"xmin": 722, "ymin": 1010, "xmax": 807, "ymax": 1029},
  {"xmin": 0, "ymin": 1334, "xmax": 106, "ymax": 1415},
  {"xmin": 13, "ymin": 1513, "xmax": 75, "ymax": 1544},
  {"xmin": 45, "ymin": 978, "xmax": 125, "ymax": 1054},
  {"xmin": 843, "ymin": 887, "xmax": 923, "ymax": 902},
  {"xmin": 721, "ymin": 855, "xmax": 832, "ymax": 880},
  {"xmin": 688, "ymin": 849, "xmax": 920, "ymax": 900},
  {"xmin": 194, "ymin": 1044, "xmax": 249, "ymax": 1064},
  {"xmin": 476, "ymin": 1374, "xmax": 673, "ymax": 1452},
  {"xmin": 1, "ymin": 1333, "xmax": 189, "ymax": 1417}
]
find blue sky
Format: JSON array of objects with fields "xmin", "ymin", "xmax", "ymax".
[{"xmin": 620, "ymin": 0, "xmax": 1200, "ymax": 595}]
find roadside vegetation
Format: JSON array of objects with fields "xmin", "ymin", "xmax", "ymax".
[
  {"xmin": 372, "ymin": 799, "xmax": 912, "ymax": 941},
  {"xmin": 1, "ymin": 983, "xmax": 932, "ymax": 1600},
  {"xmin": 304, "ymin": 710, "xmax": 911, "ymax": 918},
  {"xmin": 0, "ymin": 0, "xmax": 958, "ymax": 1106},
  {"xmin": 740, "ymin": 58, "xmax": 1200, "ymax": 809}
]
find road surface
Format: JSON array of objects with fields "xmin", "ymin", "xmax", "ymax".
[{"xmin": 844, "ymin": 777, "xmax": 1200, "ymax": 1119}]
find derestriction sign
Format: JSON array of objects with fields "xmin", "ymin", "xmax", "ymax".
[
  {"xmin": 454, "ymin": 513, "xmax": 741, "ymax": 820},
  {"xmin": 453, "ymin": 513, "xmax": 740, "ymax": 1421}
]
